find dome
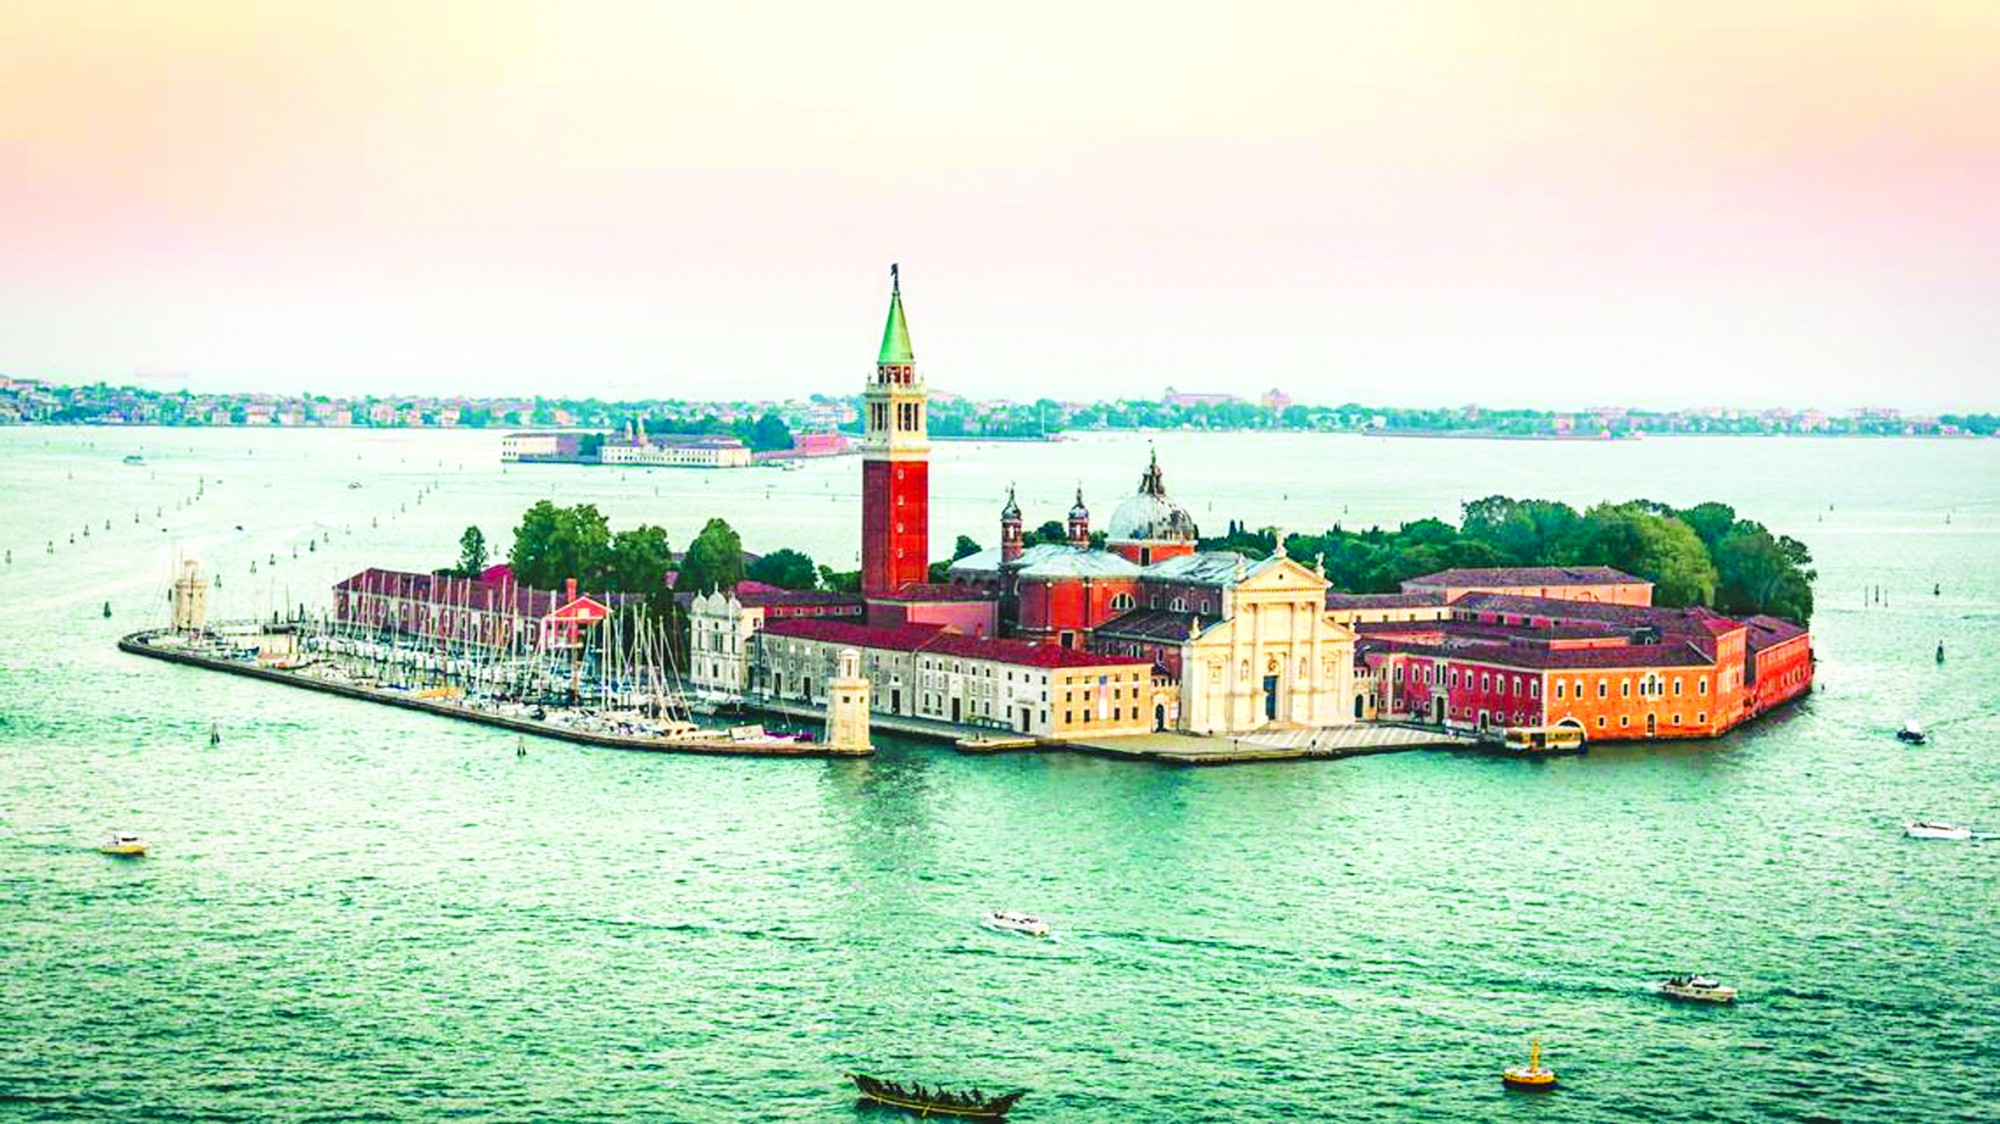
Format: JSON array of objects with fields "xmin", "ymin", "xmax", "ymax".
[
  {"xmin": 1107, "ymin": 450, "xmax": 1199, "ymax": 543},
  {"xmin": 1108, "ymin": 492, "xmax": 1199, "ymax": 543}
]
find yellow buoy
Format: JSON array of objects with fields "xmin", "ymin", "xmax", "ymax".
[{"xmin": 1502, "ymin": 1036, "xmax": 1557, "ymax": 1090}]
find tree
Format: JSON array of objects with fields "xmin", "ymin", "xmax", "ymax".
[
  {"xmin": 817, "ymin": 565, "xmax": 861, "ymax": 593},
  {"xmin": 1567, "ymin": 503, "xmax": 1718, "ymax": 608},
  {"xmin": 609, "ymin": 524, "xmax": 674, "ymax": 596},
  {"xmin": 508, "ymin": 501, "xmax": 615, "ymax": 592},
  {"xmin": 1021, "ymin": 520, "xmax": 1067, "ymax": 548},
  {"xmin": 674, "ymin": 517, "xmax": 745, "ymax": 593},
  {"xmin": 1714, "ymin": 526, "xmax": 1815, "ymax": 624},
  {"xmin": 747, "ymin": 547, "xmax": 818, "ymax": 591},
  {"xmin": 456, "ymin": 526, "xmax": 488, "ymax": 577},
  {"xmin": 749, "ymin": 412, "xmax": 794, "ymax": 452},
  {"xmin": 952, "ymin": 535, "xmax": 982, "ymax": 560}
]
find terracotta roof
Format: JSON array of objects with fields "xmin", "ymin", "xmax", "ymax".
[
  {"xmin": 1743, "ymin": 615, "xmax": 1809, "ymax": 651},
  {"xmin": 918, "ymin": 631, "xmax": 1148, "ymax": 670},
  {"xmin": 760, "ymin": 617, "xmax": 1147, "ymax": 670},
  {"xmin": 1363, "ymin": 636, "xmax": 1715, "ymax": 670},
  {"xmin": 1451, "ymin": 593, "xmax": 1741, "ymax": 636},
  {"xmin": 1093, "ymin": 608, "xmax": 1205, "ymax": 642},
  {"xmin": 869, "ymin": 582, "xmax": 999, "ymax": 603},
  {"xmin": 1326, "ymin": 590, "xmax": 1448, "ymax": 609},
  {"xmin": 1403, "ymin": 566, "xmax": 1649, "ymax": 589},
  {"xmin": 760, "ymin": 618, "xmax": 946, "ymax": 651}
]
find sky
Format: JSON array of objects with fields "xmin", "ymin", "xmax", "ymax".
[{"xmin": 4, "ymin": 1, "xmax": 1997, "ymax": 410}]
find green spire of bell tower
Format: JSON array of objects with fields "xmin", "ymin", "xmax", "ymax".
[{"xmin": 878, "ymin": 262, "xmax": 914, "ymax": 366}]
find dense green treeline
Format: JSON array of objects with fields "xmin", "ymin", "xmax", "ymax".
[{"xmin": 1200, "ymin": 496, "xmax": 1815, "ymax": 624}]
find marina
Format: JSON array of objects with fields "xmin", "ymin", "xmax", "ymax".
[{"xmin": 117, "ymin": 627, "xmax": 869, "ymax": 758}]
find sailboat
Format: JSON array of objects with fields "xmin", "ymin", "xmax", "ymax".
[{"xmin": 1502, "ymin": 1037, "xmax": 1557, "ymax": 1090}]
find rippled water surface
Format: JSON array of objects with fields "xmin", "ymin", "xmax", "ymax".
[{"xmin": 3, "ymin": 428, "xmax": 1997, "ymax": 1122}]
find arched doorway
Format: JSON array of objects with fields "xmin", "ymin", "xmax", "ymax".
[
  {"xmin": 1433, "ymin": 697, "xmax": 1446, "ymax": 724},
  {"xmin": 1153, "ymin": 704, "xmax": 1166, "ymax": 731},
  {"xmin": 1646, "ymin": 713, "xmax": 1657, "ymax": 737}
]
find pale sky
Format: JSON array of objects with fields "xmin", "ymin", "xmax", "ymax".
[{"xmin": 4, "ymin": 1, "xmax": 1997, "ymax": 409}]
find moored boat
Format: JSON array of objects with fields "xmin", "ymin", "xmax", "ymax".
[
  {"xmin": 983, "ymin": 910, "xmax": 1051, "ymax": 938},
  {"xmin": 1905, "ymin": 821, "xmax": 1972, "ymax": 841},
  {"xmin": 1501, "ymin": 1037, "xmax": 1557, "ymax": 1090},
  {"xmin": 1502, "ymin": 725, "xmax": 1586, "ymax": 755},
  {"xmin": 100, "ymin": 833, "xmax": 148, "ymax": 856},
  {"xmin": 847, "ymin": 1072, "xmax": 1025, "ymax": 1120},
  {"xmin": 1659, "ymin": 974, "xmax": 1738, "ymax": 1003}
]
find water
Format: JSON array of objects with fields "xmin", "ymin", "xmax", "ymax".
[{"xmin": 2, "ymin": 427, "xmax": 1997, "ymax": 1122}]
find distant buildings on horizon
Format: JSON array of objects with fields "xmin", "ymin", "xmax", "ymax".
[{"xmin": 0, "ymin": 374, "xmax": 1991, "ymax": 438}]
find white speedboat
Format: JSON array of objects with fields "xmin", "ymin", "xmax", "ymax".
[
  {"xmin": 1905, "ymin": 821, "xmax": 1972, "ymax": 841},
  {"xmin": 1896, "ymin": 720, "xmax": 1926, "ymax": 744},
  {"xmin": 100, "ymin": 833, "xmax": 148, "ymax": 856},
  {"xmin": 1660, "ymin": 975, "xmax": 1738, "ymax": 1003},
  {"xmin": 984, "ymin": 910, "xmax": 1051, "ymax": 938}
]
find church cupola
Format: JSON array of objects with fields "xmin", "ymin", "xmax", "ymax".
[
  {"xmin": 1067, "ymin": 486, "xmax": 1091, "ymax": 549},
  {"xmin": 1000, "ymin": 485, "xmax": 1023, "ymax": 565}
]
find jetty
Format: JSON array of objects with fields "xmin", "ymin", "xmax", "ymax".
[{"xmin": 117, "ymin": 628, "xmax": 869, "ymax": 759}]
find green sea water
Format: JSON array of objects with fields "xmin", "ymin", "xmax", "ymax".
[{"xmin": 2, "ymin": 427, "xmax": 1997, "ymax": 1122}]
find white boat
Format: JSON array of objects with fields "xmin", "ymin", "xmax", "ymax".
[
  {"xmin": 100, "ymin": 833, "xmax": 148, "ymax": 856},
  {"xmin": 1905, "ymin": 821, "xmax": 1972, "ymax": 841},
  {"xmin": 1896, "ymin": 720, "xmax": 1926, "ymax": 744},
  {"xmin": 1659, "ymin": 975, "xmax": 1738, "ymax": 1003},
  {"xmin": 984, "ymin": 910, "xmax": 1051, "ymax": 938}
]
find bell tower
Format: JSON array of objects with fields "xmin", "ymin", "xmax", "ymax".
[{"xmin": 861, "ymin": 264, "xmax": 931, "ymax": 596}]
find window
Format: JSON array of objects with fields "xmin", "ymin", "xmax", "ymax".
[
  {"xmin": 1672, "ymin": 713, "xmax": 1681, "ymax": 726},
  {"xmin": 1111, "ymin": 592, "xmax": 1135, "ymax": 611},
  {"xmin": 1597, "ymin": 716, "xmax": 1607, "ymax": 728},
  {"xmin": 1531, "ymin": 680, "xmax": 1540, "ymax": 698},
  {"xmin": 1597, "ymin": 680, "xmax": 1607, "ymax": 698},
  {"xmin": 1621, "ymin": 680, "xmax": 1631, "ymax": 698},
  {"xmin": 1673, "ymin": 677, "xmax": 1683, "ymax": 696},
  {"xmin": 1480, "ymin": 673, "xmax": 1490, "ymax": 691},
  {"xmin": 1697, "ymin": 711, "xmax": 1707, "ymax": 723},
  {"xmin": 1698, "ymin": 679, "xmax": 1708, "ymax": 696},
  {"xmin": 1451, "ymin": 669, "xmax": 1460, "ymax": 688},
  {"xmin": 1173, "ymin": 597, "xmax": 1186, "ymax": 612},
  {"xmin": 1620, "ymin": 715, "xmax": 1630, "ymax": 727},
  {"xmin": 1555, "ymin": 681, "xmax": 1566, "ymax": 699}
]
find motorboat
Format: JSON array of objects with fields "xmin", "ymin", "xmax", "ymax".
[
  {"xmin": 100, "ymin": 833, "xmax": 148, "ymax": 856},
  {"xmin": 1501, "ymin": 1036, "xmax": 1557, "ymax": 1090},
  {"xmin": 984, "ymin": 910, "xmax": 1051, "ymax": 938},
  {"xmin": 1896, "ymin": 721, "xmax": 1927, "ymax": 745},
  {"xmin": 1905, "ymin": 821, "xmax": 1972, "ymax": 841},
  {"xmin": 122, "ymin": 454, "xmax": 145, "ymax": 465},
  {"xmin": 1660, "ymin": 975, "xmax": 1738, "ymax": 1003},
  {"xmin": 1503, "ymin": 725, "xmax": 1586, "ymax": 755}
]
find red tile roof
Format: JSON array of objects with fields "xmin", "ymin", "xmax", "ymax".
[
  {"xmin": 869, "ymin": 582, "xmax": 999, "ymax": 603},
  {"xmin": 1404, "ymin": 566, "xmax": 1648, "ymax": 589},
  {"xmin": 760, "ymin": 617, "xmax": 1147, "ymax": 670}
]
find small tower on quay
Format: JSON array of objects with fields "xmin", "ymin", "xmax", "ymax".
[
  {"xmin": 1067, "ymin": 487, "xmax": 1091, "ymax": 549},
  {"xmin": 1000, "ymin": 485, "xmax": 1023, "ymax": 565},
  {"xmin": 823, "ymin": 647, "xmax": 874, "ymax": 755},
  {"xmin": 170, "ymin": 559, "xmax": 209, "ymax": 633},
  {"xmin": 860, "ymin": 264, "xmax": 931, "ymax": 596}
]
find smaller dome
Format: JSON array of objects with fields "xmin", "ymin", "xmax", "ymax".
[{"xmin": 1068, "ymin": 486, "xmax": 1089, "ymax": 521}]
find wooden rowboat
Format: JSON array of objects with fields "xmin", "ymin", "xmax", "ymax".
[{"xmin": 847, "ymin": 1072, "xmax": 1026, "ymax": 1119}]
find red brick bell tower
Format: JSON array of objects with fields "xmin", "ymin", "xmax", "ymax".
[{"xmin": 861, "ymin": 264, "xmax": 930, "ymax": 596}]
